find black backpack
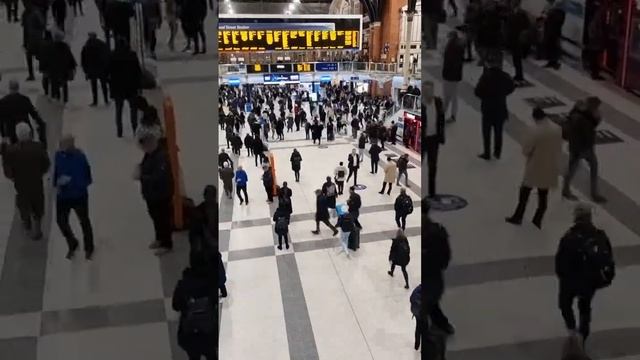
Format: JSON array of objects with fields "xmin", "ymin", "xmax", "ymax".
[
  {"xmin": 275, "ymin": 216, "xmax": 288, "ymax": 234},
  {"xmin": 183, "ymin": 296, "xmax": 215, "ymax": 335},
  {"xmin": 410, "ymin": 285, "xmax": 422, "ymax": 318},
  {"xmin": 578, "ymin": 229, "xmax": 615, "ymax": 289},
  {"xmin": 337, "ymin": 169, "xmax": 345, "ymax": 178},
  {"xmin": 401, "ymin": 196, "xmax": 413, "ymax": 214}
]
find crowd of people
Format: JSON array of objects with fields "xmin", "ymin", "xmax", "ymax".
[{"xmin": 422, "ymin": 1, "xmax": 617, "ymax": 359}]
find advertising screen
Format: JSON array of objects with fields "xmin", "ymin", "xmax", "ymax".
[{"xmin": 219, "ymin": 14, "xmax": 362, "ymax": 52}]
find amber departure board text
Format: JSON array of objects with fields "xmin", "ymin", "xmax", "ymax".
[{"xmin": 218, "ymin": 30, "xmax": 360, "ymax": 52}]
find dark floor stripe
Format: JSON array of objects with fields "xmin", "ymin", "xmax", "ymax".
[
  {"xmin": 40, "ymin": 299, "xmax": 166, "ymax": 336},
  {"xmin": 448, "ymin": 327, "xmax": 640, "ymax": 360},
  {"xmin": 0, "ymin": 96, "xmax": 63, "ymax": 315},
  {"xmin": 425, "ymin": 65, "xmax": 640, "ymax": 243},
  {"xmin": 0, "ymin": 337, "xmax": 37, "ymax": 360}
]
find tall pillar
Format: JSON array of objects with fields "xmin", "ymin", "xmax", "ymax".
[
  {"xmin": 402, "ymin": 11, "xmax": 414, "ymax": 86},
  {"xmin": 370, "ymin": 21, "xmax": 382, "ymax": 62}
]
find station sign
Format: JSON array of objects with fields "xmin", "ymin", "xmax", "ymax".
[
  {"xmin": 315, "ymin": 62, "xmax": 338, "ymax": 71},
  {"xmin": 219, "ymin": 15, "xmax": 362, "ymax": 52},
  {"xmin": 263, "ymin": 73, "xmax": 300, "ymax": 84}
]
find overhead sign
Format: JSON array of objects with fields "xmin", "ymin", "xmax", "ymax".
[
  {"xmin": 263, "ymin": 73, "xmax": 300, "ymax": 84},
  {"xmin": 294, "ymin": 63, "xmax": 314, "ymax": 72},
  {"xmin": 315, "ymin": 62, "xmax": 338, "ymax": 71},
  {"xmin": 270, "ymin": 64, "xmax": 293, "ymax": 73},
  {"xmin": 219, "ymin": 14, "xmax": 362, "ymax": 52},
  {"xmin": 247, "ymin": 64, "xmax": 268, "ymax": 73}
]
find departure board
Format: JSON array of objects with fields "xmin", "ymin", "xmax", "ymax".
[
  {"xmin": 293, "ymin": 63, "xmax": 314, "ymax": 72},
  {"xmin": 246, "ymin": 64, "xmax": 268, "ymax": 73},
  {"xmin": 219, "ymin": 15, "xmax": 362, "ymax": 52}
]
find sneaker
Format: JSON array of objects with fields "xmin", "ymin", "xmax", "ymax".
[
  {"xmin": 477, "ymin": 153, "xmax": 491, "ymax": 161},
  {"xmin": 149, "ymin": 241, "xmax": 161, "ymax": 249},
  {"xmin": 239, "ymin": 200, "xmax": 243, "ymax": 205},
  {"xmin": 285, "ymin": 243, "xmax": 290, "ymax": 249},
  {"xmin": 154, "ymin": 247, "xmax": 172, "ymax": 256},
  {"xmin": 332, "ymin": 229, "xmax": 339, "ymax": 236},
  {"xmin": 404, "ymin": 284, "xmax": 410, "ymax": 289},
  {"xmin": 387, "ymin": 271, "xmax": 393, "ymax": 277},
  {"xmin": 562, "ymin": 190, "xmax": 578, "ymax": 201},
  {"xmin": 65, "ymin": 249, "xmax": 76, "ymax": 260},
  {"xmin": 378, "ymin": 191, "xmax": 384, "ymax": 194},
  {"xmin": 505, "ymin": 216, "xmax": 522, "ymax": 225},
  {"xmin": 277, "ymin": 245, "xmax": 282, "ymax": 250},
  {"xmin": 85, "ymin": 249, "xmax": 94, "ymax": 260},
  {"xmin": 312, "ymin": 230, "xmax": 320, "ymax": 235}
]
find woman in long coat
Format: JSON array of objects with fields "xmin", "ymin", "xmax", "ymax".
[
  {"xmin": 388, "ymin": 229, "xmax": 411, "ymax": 289},
  {"xmin": 506, "ymin": 108, "xmax": 562, "ymax": 228}
]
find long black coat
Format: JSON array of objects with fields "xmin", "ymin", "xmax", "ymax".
[
  {"xmin": 389, "ymin": 236, "xmax": 410, "ymax": 266},
  {"xmin": 315, "ymin": 194, "xmax": 330, "ymax": 221},
  {"xmin": 474, "ymin": 67, "xmax": 515, "ymax": 120},
  {"xmin": 81, "ymin": 38, "xmax": 110, "ymax": 78},
  {"xmin": 107, "ymin": 47, "xmax": 141, "ymax": 99}
]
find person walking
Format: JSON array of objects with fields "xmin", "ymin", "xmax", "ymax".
[
  {"xmin": 235, "ymin": 165, "xmax": 248, "ymax": 205},
  {"xmin": 335, "ymin": 209, "xmax": 355, "ymax": 258},
  {"xmin": 396, "ymin": 153, "xmax": 410, "ymax": 187},
  {"xmin": 369, "ymin": 141, "xmax": 382, "ymax": 174},
  {"xmin": 347, "ymin": 186, "xmax": 363, "ymax": 230},
  {"xmin": 49, "ymin": 31, "xmax": 77, "ymax": 104},
  {"xmin": 442, "ymin": 30, "xmax": 464, "ymax": 123},
  {"xmin": 506, "ymin": 108, "xmax": 562, "ymax": 228},
  {"xmin": 262, "ymin": 164, "xmax": 274, "ymax": 203},
  {"xmin": 219, "ymin": 163, "xmax": 234, "ymax": 200},
  {"xmin": 135, "ymin": 133, "xmax": 174, "ymax": 256},
  {"xmin": 172, "ymin": 251, "xmax": 216, "ymax": 360},
  {"xmin": 217, "ymin": 250, "xmax": 227, "ymax": 298},
  {"xmin": 474, "ymin": 54, "xmax": 515, "ymax": 160},
  {"xmin": 394, "ymin": 188, "xmax": 413, "ymax": 230},
  {"xmin": 54, "ymin": 134, "xmax": 95, "ymax": 260},
  {"xmin": 81, "ymin": 32, "xmax": 110, "ymax": 106},
  {"xmin": 108, "ymin": 38, "xmax": 142, "ymax": 138},
  {"xmin": 556, "ymin": 203, "xmax": 615, "ymax": 344},
  {"xmin": 290, "ymin": 148, "xmax": 302, "ymax": 182},
  {"xmin": 321, "ymin": 176, "xmax": 338, "ymax": 210},
  {"xmin": 506, "ymin": 2, "xmax": 533, "ymax": 84},
  {"xmin": 357, "ymin": 132, "xmax": 366, "ymax": 160},
  {"xmin": 2, "ymin": 123, "xmax": 50, "ymax": 240},
  {"xmin": 165, "ymin": 0, "xmax": 178, "ymax": 51},
  {"xmin": 21, "ymin": 5, "xmax": 45, "ymax": 81},
  {"xmin": 312, "ymin": 189, "xmax": 338, "ymax": 235},
  {"xmin": 379, "ymin": 157, "xmax": 396, "ymax": 195},
  {"xmin": 141, "ymin": 0, "xmax": 162, "ymax": 59},
  {"xmin": 273, "ymin": 206, "xmax": 290, "ymax": 250},
  {"xmin": 562, "ymin": 97, "xmax": 606, "ymax": 203},
  {"xmin": 388, "ymin": 229, "xmax": 411, "ymax": 289},
  {"xmin": 423, "ymin": 200, "xmax": 455, "ymax": 335},
  {"xmin": 586, "ymin": 3, "xmax": 606, "ymax": 80},
  {"xmin": 334, "ymin": 162, "xmax": 347, "ymax": 195},
  {"xmin": 346, "ymin": 148, "xmax": 360, "ymax": 186},
  {"xmin": 423, "ymin": 81, "xmax": 445, "ymax": 198},
  {"xmin": 0, "ymin": 80, "xmax": 47, "ymax": 145},
  {"xmin": 543, "ymin": 2, "xmax": 566, "ymax": 69}
]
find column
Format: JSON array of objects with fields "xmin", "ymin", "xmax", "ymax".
[{"xmin": 402, "ymin": 11, "xmax": 414, "ymax": 86}]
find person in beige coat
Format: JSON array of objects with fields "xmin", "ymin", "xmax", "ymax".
[
  {"xmin": 506, "ymin": 108, "xmax": 563, "ymax": 228},
  {"xmin": 379, "ymin": 157, "xmax": 398, "ymax": 195}
]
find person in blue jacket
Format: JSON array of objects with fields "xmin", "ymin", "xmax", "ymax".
[
  {"xmin": 235, "ymin": 165, "xmax": 248, "ymax": 205},
  {"xmin": 54, "ymin": 134, "xmax": 94, "ymax": 260}
]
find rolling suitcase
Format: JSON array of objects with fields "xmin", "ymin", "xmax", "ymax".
[{"xmin": 348, "ymin": 228, "xmax": 360, "ymax": 251}]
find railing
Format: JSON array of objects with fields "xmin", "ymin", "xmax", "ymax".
[
  {"xmin": 219, "ymin": 61, "xmax": 423, "ymax": 76},
  {"xmin": 384, "ymin": 93, "xmax": 421, "ymax": 121}
]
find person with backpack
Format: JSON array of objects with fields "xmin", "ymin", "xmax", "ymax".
[
  {"xmin": 172, "ymin": 251, "xmax": 217, "ymax": 360},
  {"xmin": 396, "ymin": 153, "xmax": 410, "ymax": 187},
  {"xmin": 335, "ymin": 210, "xmax": 355, "ymax": 258},
  {"xmin": 346, "ymin": 148, "xmax": 360, "ymax": 186},
  {"xmin": 273, "ymin": 205, "xmax": 290, "ymax": 250},
  {"xmin": 388, "ymin": 229, "xmax": 410, "ymax": 289},
  {"xmin": 321, "ymin": 176, "xmax": 338, "ymax": 210},
  {"xmin": 379, "ymin": 157, "xmax": 397, "ymax": 195},
  {"xmin": 394, "ymin": 188, "xmax": 413, "ymax": 231},
  {"xmin": 334, "ymin": 162, "xmax": 348, "ymax": 195},
  {"xmin": 555, "ymin": 202, "xmax": 614, "ymax": 344},
  {"xmin": 562, "ymin": 97, "xmax": 606, "ymax": 203},
  {"xmin": 409, "ymin": 284, "xmax": 428, "ymax": 351},
  {"xmin": 290, "ymin": 148, "xmax": 302, "ymax": 182},
  {"xmin": 312, "ymin": 189, "xmax": 339, "ymax": 236},
  {"xmin": 422, "ymin": 200, "xmax": 455, "ymax": 335}
]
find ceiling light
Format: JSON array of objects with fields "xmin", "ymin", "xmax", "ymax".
[
  {"xmin": 285, "ymin": 10, "xmax": 291, "ymax": 14},
  {"xmin": 293, "ymin": 0, "xmax": 300, "ymax": 3}
]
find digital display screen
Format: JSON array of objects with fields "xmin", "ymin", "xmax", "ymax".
[
  {"xmin": 294, "ymin": 63, "xmax": 314, "ymax": 72},
  {"xmin": 269, "ymin": 64, "xmax": 293, "ymax": 73},
  {"xmin": 247, "ymin": 64, "xmax": 268, "ymax": 73},
  {"xmin": 263, "ymin": 73, "xmax": 300, "ymax": 83},
  {"xmin": 315, "ymin": 62, "xmax": 338, "ymax": 71},
  {"xmin": 219, "ymin": 15, "xmax": 362, "ymax": 52}
]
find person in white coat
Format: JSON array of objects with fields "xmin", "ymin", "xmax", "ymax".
[{"xmin": 506, "ymin": 107, "xmax": 563, "ymax": 229}]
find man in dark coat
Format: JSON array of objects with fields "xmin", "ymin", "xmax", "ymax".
[
  {"xmin": 2, "ymin": 123, "xmax": 50, "ymax": 239},
  {"xmin": 21, "ymin": 5, "xmax": 45, "ymax": 81},
  {"xmin": 49, "ymin": 31, "xmax": 77, "ymax": 103},
  {"xmin": 81, "ymin": 32, "xmax": 111, "ymax": 106},
  {"xmin": 105, "ymin": 0, "xmax": 134, "ymax": 47},
  {"xmin": 474, "ymin": 56, "xmax": 515, "ymax": 161},
  {"xmin": 262, "ymin": 165, "xmax": 274, "ymax": 203},
  {"xmin": 506, "ymin": 3, "xmax": 532, "ymax": 83},
  {"xmin": 312, "ymin": 189, "xmax": 338, "ymax": 235},
  {"xmin": 0, "ymin": 80, "xmax": 47, "ymax": 145},
  {"xmin": 423, "ymin": 81, "xmax": 445, "ymax": 198},
  {"xmin": 108, "ymin": 38, "xmax": 142, "ymax": 137}
]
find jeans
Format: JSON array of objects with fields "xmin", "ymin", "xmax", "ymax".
[
  {"xmin": 380, "ymin": 182, "xmax": 392, "ymax": 194},
  {"xmin": 114, "ymin": 96, "xmax": 138, "ymax": 137},
  {"xmin": 294, "ymin": 170, "xmax": 300, "ymax": 181},
  {"xmin": 336, "ymin": 180, "xmax": 344, "ymax": 195},
  {"xmin": 146, "ymin": 198, "xmax": 173, "ymax": 249},
  {"xmin": 89, "ymin": 77, "xmax": 109, "ymax": 105},
  {"xmin": 56, "ymin": 195, "xmax": 94, "ymax": 252},
  {"xmin": 277, "ymin": 233, "xmax": 289, "ymax": 247},
  {"xmin": 236, "ymin": 185, "xmax": 248, "ymax": 203},
  {"xmin": 563, "ymin": 148, "xmax": 600, "ymax": 195},
  {"xmin": 346, "ymin": 168, "xmax": 358, "ymax": 185},
  {"xmin": 339, "ymin": 231, "xmax": 350, "ymax": 254},
  {"xmin": 194, "ymin": 21, "xmax": 207, "ymax": 53},
  {"xmin": 264, "ymin": 184, "xmax": 273, "ymax": 202},
  {"xmin": 397, "ymin": 169, "xmax": 409, "ymax": 186},
  {"xmin": 426, "ymin": 136, "xmax": 439, "ymax": 197},
  {"xmin": 442, "ymin": 80, "xmax": 459, "ymax": 119},
  {"xmin": 395, "ymin": 213, "xmax": 407, "ymax": 230},
  {"xmin": 512, "ymin": 45, "xmax": 524, "ymax": 80},
  {"xmin": 26, "ymin": 51, "xmax": 35, "ymax": 78},
  {"xmin": 559, "ymin": 281, "xmax": 596, "ymax": 339},
  {"xmin": 370, "ymin": 159, "xmax": 378, "ymax": 173},
  {"xmin": 510, "ymin": 186, "xmax": 548, "ymax": 225},
  {"xmin": 50, "ymin": 78, "xmax": 69, "ymax": 103},
  {"xmin": 481, "ymin": 116, "xmax": 505, "ymax": 158}
]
